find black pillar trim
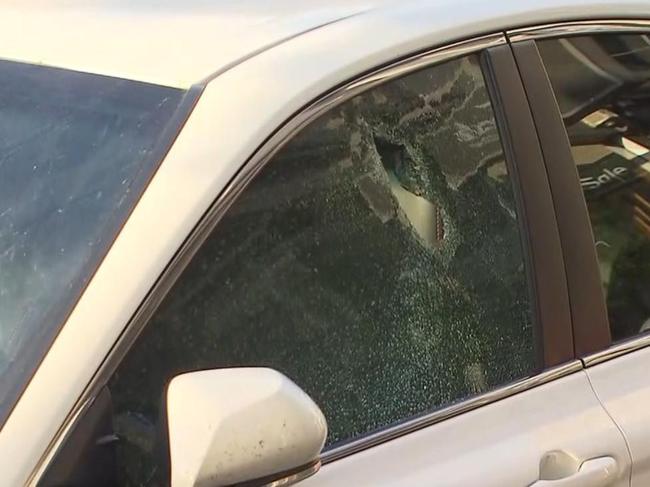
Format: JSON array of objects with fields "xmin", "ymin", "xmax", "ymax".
[
  {"xmin": 510, "ymin": 40, "xmax": 611, "ymax": 356},
  {"xmin": 482, "ymin": 45, "xmax": 574, "ymax": 368}
]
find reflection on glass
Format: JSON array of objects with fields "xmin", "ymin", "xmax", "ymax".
[
  {"xmin": 540, "ymin": 34, "xmax": 650, "ymax": 340},
  {"xmin": 0, "ymin": 60, "xmax": 186, "ymax": 424}
]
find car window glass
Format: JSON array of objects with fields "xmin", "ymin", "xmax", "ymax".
[
  {"xmin": 539, "ymin": 34, "xmax": 650, "ymax": 341},
  {"xmin": 0, "ymin": 61, "xmax": 187, "ymax": 426},
  {"xmin": 108, "ymin": 54, "xmax": 539, "ymax": 486}
]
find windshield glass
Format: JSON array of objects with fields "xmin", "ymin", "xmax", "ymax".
[{"xmin": 0, "ymin": 60, "xmax": 188, "ymax": 424}]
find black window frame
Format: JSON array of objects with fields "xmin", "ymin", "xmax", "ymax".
[
  {"xmin": 483, "ymin": 44, "xmax": 574, "ymax": 367},
  {"xmin": 509, "ymin": 38, "xmax": 611, "ymax": 357}
]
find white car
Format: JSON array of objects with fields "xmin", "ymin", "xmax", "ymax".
[{"xmin": 3, "ymin": 1, "xmax": 650, "ymax": 486}]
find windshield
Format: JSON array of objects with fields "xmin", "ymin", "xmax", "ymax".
[{"xmin": 0, "ymin": 60, "xmax": 189, "ymax": 424}]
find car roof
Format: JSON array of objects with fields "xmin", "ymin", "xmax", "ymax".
[
  {"xmin": 0, "ymin": 0, "xmax": 387, "ymax": 88},
  {"xmin": 1, "ymin": 0, "xmax": 650, "ymax": 89}
]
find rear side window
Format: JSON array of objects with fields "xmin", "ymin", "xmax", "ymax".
[
  {"xmin": 108, "ymin": 54, "xmax": 539, "ymax": 485},
  {"xmin": 539, "ymin": 34, "xmax": 650, "ymax": 341}
]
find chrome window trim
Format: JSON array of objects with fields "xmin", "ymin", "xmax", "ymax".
[
  {"xmin": 508, "ymin": 19, "xmax": 650, "ymax": 43},
  {"xmin": 32, "ymin": 30, "xmax": 574, "ymax": 483},
  {"xmin": 583, "ymin": 334, "xmax": 650, "ymax": 367}
]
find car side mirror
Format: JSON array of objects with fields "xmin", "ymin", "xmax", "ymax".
[{"xmin": 166, "ymin": 367, "xmax": 327, "ymax": 487}]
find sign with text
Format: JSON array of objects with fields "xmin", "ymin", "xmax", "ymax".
[{"xmin": 579, "ymin": 153, "xmax": 642, "ymax": 200}]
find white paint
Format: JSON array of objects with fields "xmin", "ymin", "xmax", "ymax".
[
  {"xmin": 3, "ymin": 1, "xmax": 650, "ymax": 484},
  {"xmin": 0, "ymin": 1, "xmax": 649, "ymax": 87},
  {"xmin": 303, "ymin": 372, "xmax": 629, "ymax": 487},
  {"xmin": 587, "ymin": 347, "xmax": 650, "ymax": 487},
  {"xmin": 0, "ymin": 0, "xmax": 378, "ymax": 88},
  {"xmin": 167, "ymin": 368, "xmax": 326, "ymax": 487}
]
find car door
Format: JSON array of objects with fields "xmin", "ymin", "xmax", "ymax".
[
  {"xmin": 38, "ymin": 34, "xmax": 630, "ymax": 487},
  {"xmin": 509, "ymin": 20, "xmax": 650, "ymax": 487}
]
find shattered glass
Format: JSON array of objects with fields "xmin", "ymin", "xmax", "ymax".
[{"xmin": 109, "ymin": 55, "xmax": 536, "ymax": 485}]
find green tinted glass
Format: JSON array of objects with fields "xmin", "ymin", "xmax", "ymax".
[{"xmin": 109, "ymin": 54, "xmax": 537, "ymax": 486}]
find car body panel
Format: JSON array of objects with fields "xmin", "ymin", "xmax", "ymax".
[
  {"xmin": 0, "ymin": 0, "xmax": 377, "ymax": 88},
  {"xmin": 0, "ymin": 1, "xmax": 649, "ymax": 87},
  {"xmin": 3, "ymin": 1, "xmax": 650, "ymax": 485},
  {"xmin": 588, "ymin": 348, "xmax": 650, "ymax": 487},
  {"xmin": 304, "ymin": 371, "xmax": 630, "ymax": 487}
]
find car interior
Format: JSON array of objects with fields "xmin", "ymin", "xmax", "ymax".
[{"xmin": 539, "ymin": 33, "xmax": 650, "ymax": 341}]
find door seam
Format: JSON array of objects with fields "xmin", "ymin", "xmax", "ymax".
[{"xmin": 583, "ymin": 364, "xmax": 633, "ymax": 486}]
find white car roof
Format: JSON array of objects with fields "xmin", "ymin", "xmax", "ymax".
[
  {"xmin": 0, "ymin": 0, "xmax": 387, "ymax": 88},
  {"xmin": 2, "ymin": 0, "xmax": 650, "ymax": 89}
]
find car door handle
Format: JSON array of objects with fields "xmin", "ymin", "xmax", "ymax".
[{"xmin": 530, "ymin": 457, "xmax": 618, "ymax": 487}]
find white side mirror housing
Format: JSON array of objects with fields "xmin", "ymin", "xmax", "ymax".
[{"xmin": 167, "ymin": 368, "xmax": 327, "ymax": 487}]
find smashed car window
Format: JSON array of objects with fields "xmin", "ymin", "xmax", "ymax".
[{"xmin": 109, "ymin": 55, "xmax": 537, "ymax": 486}]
